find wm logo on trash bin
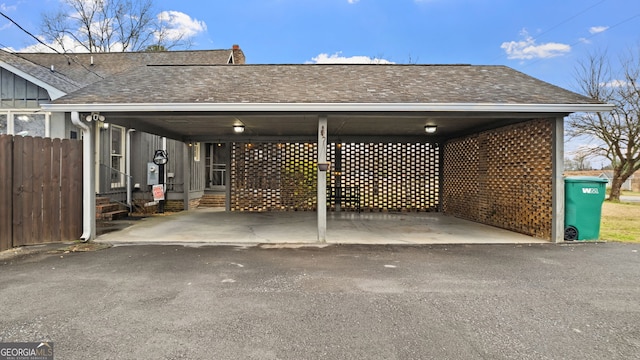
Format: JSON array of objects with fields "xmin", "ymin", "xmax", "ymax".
[{"xmin": 581, "ymin": 188, "xmax": 600, "ymax": 194}]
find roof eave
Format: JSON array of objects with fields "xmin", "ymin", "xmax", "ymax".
[{"xmin": 40, "ymin": 102, "xmax": 615, "ymax": 113}]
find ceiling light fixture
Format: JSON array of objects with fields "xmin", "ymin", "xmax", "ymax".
[
  {"xmin": 233, "ymin": 125, "xmax": 245, "ymax": 133},
  {"xmin": 424, "ymin": 125, "xmax": 437, "ymax": 134}
]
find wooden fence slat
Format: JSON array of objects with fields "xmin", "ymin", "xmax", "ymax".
[
  {"xmin": 41, "ymin": 138, "xmax": 53, "ymax": 243},
  {"xmin": 22, "ymin": 136, "xmax": 34, "ymax": 245},
  {"xmin": 12, "ymin": 136, "xmax": 25, "ymax": 247},
  {"xmin": 0, "ymin": 135, "xmax": 12, "ymax": 251},
  {"xmin": 60, "ymin": 139, "xmax": 82, "ymax": 241},
  {"xmin": 50, "ymin": 139, "xmax": 62, "ymax": 242},
  {"xmin": 71, "ymin": 140, "xmax": 83, "ymax": 239},
  {"xmin": 60, "ymin": 140, "xmax": 71, "ymax": 241},
  {"xmin": 32, "ymin": 137, "xmax": 45, "ymax": 244}
]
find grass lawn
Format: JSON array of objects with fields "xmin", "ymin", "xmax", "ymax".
[{"xmin": 600, "ymin": 200, "xmax": 640, "ymax": 242}]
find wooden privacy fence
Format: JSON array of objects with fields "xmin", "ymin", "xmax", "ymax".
[{"xmin": 0, "ymin": 135, "xmax": 82, "ymax": 251}]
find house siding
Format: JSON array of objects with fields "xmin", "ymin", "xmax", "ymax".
[{"xmin": 128, "ymin": 134, "xmax": 204, "ymax": 210}]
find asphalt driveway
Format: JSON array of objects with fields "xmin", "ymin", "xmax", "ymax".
[{"xmin": 1, "ymin": 242, "xmax": 639, "ymax": 359}]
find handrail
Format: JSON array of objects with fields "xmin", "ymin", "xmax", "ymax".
[{"xmin": 98, "ymin": 163, "xmax": 132, "ymax": 210}]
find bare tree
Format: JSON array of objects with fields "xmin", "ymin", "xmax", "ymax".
[
  {"xmin": 41, "ymin": 0, "xmax": 187, "ymax": 53},
  {"xmin": 568, "ymin": 48, "xmax": 640, "ymax": 201},
  {"xmin": 564, "ymin": 148, "xmax": 593, "ymax": 171}
]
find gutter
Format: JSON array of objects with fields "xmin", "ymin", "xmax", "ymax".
[
  {"xmin": 41, "ymin": 102, "xmax": 615, "ymax": 113},
  {"xmin": 70, "ymin": 111, "xmax": 95, "ymax": 241}
]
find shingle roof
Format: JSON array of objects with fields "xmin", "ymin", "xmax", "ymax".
[
  {"xmin": 19, "ymin": 49, "xmax": 236, "ymax": 87},
  {"xmin": 1, "ymin": 49, "xmax": 237, "ymax": 94},
  {"xmin": 0, "ymin": 50, "xmax": 84, "ymax": 94},
  {"xmin": 53, "ymin": 64, "xmax": 600, "ymax": 105}
]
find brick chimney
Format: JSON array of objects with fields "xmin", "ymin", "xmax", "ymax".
[{"xmin": 231, "ymin": 44, "xmax": 245, "ymax": 64}]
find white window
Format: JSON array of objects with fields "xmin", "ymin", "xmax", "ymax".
[
  {"xmin": 14, "ymin": 113, "xmax": 46, "ymax": 137},
  {"xmin": 0, "ymin": 114, "xmax": 6, "ymax": 135},
  {"xmin": 0, "ymin": 111, "xmax": 48, "ymax": 137},
  {"xmin": 110, "ymin": 125, "xmax": 125, "ymax": 188}
]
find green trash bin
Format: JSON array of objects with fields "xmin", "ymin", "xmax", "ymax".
[{"xmin": 564, "ymin": 176, "xmax": 609, "ymax": 241}]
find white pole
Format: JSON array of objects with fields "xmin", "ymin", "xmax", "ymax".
[
  {"xmin": 71, "ymin": 111, "xmax": 95, "ymax": 241},
  {"xmin": 552, "ymin": 117, "xmax": 565, "ymax": 243},
  {"xmin": 126, "ymin": 129, "xmax": 136, "ymax": 210},
  {"xmin": 317, "ymin": 116, "xmax": 328, "ymax": 243}
]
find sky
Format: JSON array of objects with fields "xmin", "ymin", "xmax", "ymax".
[
  {"xmin": 1, "ymin": 0, "xmax": 638, "ymax": 89},
  {"xmin": 1, "ymin": 0, "xmax": 639, "ymax": 162}
]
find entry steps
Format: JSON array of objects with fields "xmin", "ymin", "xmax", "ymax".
[
  {"xmin": 96, "ymin": 196, "xmax": 129, "ymax": 220},
  {"xmin": 198, "ymin": 194, "xmax": 225, "ymax": 208}
]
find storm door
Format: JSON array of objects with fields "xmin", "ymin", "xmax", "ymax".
[{"xmin": 206, "ymin": 143, "xmax": 228, "ymax": 191}]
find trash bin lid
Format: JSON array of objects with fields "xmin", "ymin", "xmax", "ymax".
[{"xmin": 565, "ymin": 176, "xmax": 609, "ymax": 183}]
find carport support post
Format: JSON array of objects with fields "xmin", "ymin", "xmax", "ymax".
[
  {"xmin": 552, "ymin": 117, "xmax": 565, "ymax": 243},
  {"xmin": 317, "ymin": 116, "xmax": 328, "ymax": 243}
]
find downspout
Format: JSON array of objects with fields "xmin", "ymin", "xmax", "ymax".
[
  {"xmin": 71, "ymin": 111, "xmax": 95, "ymax": 241},
  {"xmin": 126, "ymin": 129, "xmax": 136, "ymax": 210}
]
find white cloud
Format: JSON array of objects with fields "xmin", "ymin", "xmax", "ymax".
[
  {"xmin": 10, "ymin": 34, "xmax": 95, "ymax": 53},
  {"xmin": 602, "ymin": 79, "xmax": 628, "ymax": 88},
  {"xmin": 157, "ymin": 11, "xmax": 207, "ymax": 41},
  {"xmin": 578, "ymin": 37, "xmax": 591, "ymax": 44},
  {"xmin": 501, "ymin": 30, "xmax": 571, "ymax": 60},
  {"xmin": 308, "ymin": 52, "xmax": 395, "ymax": 64},
  {"xmin": 347, "ymin": 0, "xmax": 359, "ymax": 3},
  {"xmin": 589, "ymin": 26, "xmax": 609, "ymax": 34},
  {"xmin": 0, "ymin": 3, "xmax": 17, "ymax": 12}
]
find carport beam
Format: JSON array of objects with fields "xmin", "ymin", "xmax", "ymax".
[{"xmin": 318, "ymin": 116, "xmax": 328, "ymax": 243}]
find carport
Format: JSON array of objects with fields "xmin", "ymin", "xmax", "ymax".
[{"xmin": 42, "ymin": 64, "xmax": 611, "ymax": 243}]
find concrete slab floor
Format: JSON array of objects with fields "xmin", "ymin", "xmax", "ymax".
[{"xmin": 96, "ymin": 208, "xmax": 548, "ymax": 245}]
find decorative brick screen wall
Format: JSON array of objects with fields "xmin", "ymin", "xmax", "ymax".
[
  {"xmin": 443, "ymin": 119, "xmax": 554, "ymax": 239},
  {"xmin": 230, "ymin": 142, "xmax": 440, "ymax": 212},
  {"xmin": 329, "ymin": 143, "xmax": 439, "ymax": 212},
  {"xmin": 231, "ymin": 142, "xmax": 318, "ymax": 211}
]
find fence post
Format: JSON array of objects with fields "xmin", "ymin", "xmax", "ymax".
[{"xmin": 0, "ymin": 135, "xmax": 12, "ymax": 251}]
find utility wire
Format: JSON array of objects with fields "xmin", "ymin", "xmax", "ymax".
[
  {"xmin": 492, "ymin": 0, "xmax": 609, "ymax": 64},
  {"xmin": 528, "ymin": 0, "xmax": 609, "ymax": 44},
  {"xmin": 0, "ymin": 11, "xmax": 61, "ymax": 54},
  {"xmin": 521, "ymin": 12, "xmax": 640, "ymax": 69},
  {"xmin": 0, "ymin": 10, "xmax": 105, "ymax": 80}
]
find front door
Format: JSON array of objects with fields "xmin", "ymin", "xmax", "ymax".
[{"xmin": 206, "ymin": 143, "xmax": 227, "ymax": 191}]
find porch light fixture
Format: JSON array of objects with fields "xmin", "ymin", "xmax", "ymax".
[
  {"xmin": 318, "ymin": 162, "xmax": 331, "ymax": 172},
  {"xmin": 233, "ymin": 125, "xmax": 245, "ymax": 133},
  {"xmin": 424, "ymin": 125, "xmax": 437, "ymax": 134},
  {"xmin": 153, "ymin": 149, "xmax": 168, "ymax": 165}
]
